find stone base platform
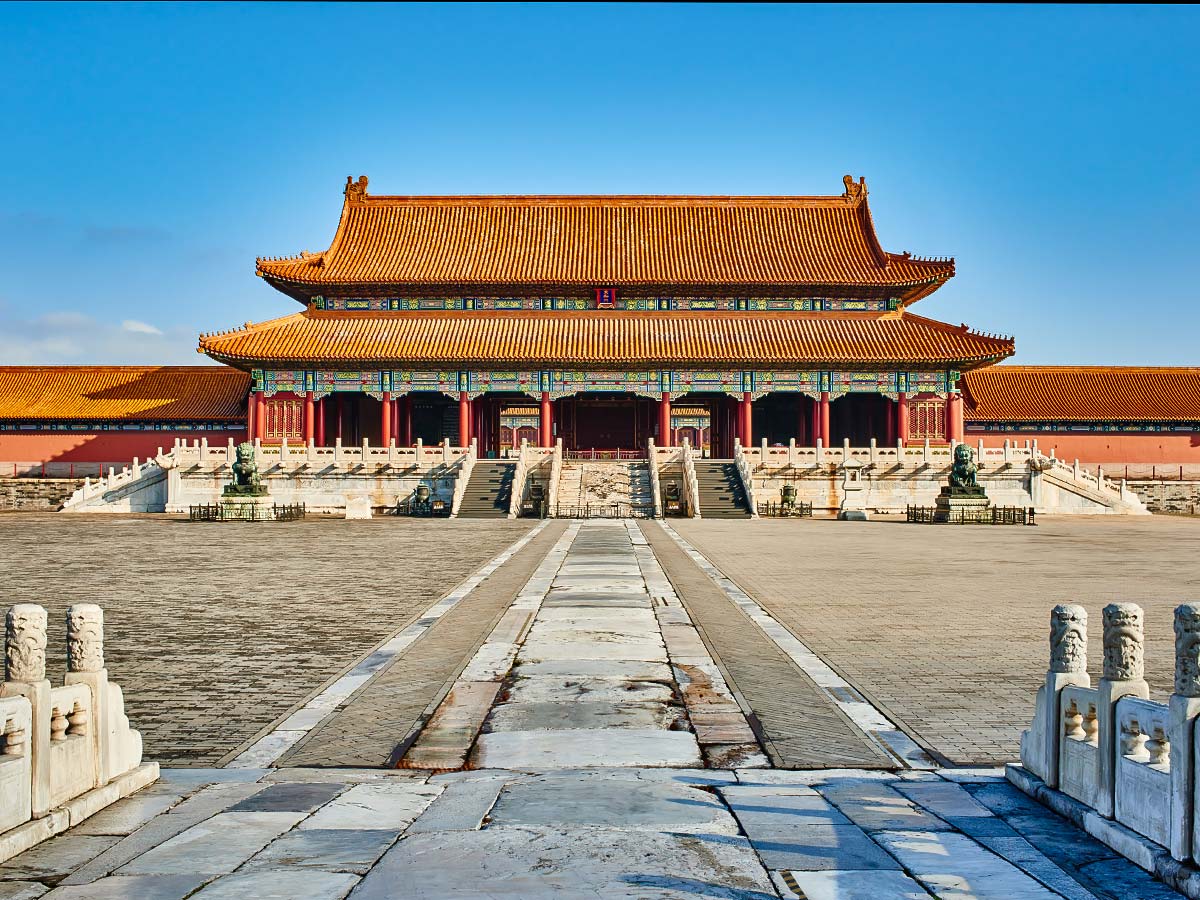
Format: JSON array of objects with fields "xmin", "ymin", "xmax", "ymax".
[{"xmin": 933, "ymin": 492, "xmax": 990, "ymax": 523}]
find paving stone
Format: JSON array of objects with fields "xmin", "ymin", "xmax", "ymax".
[
  {"xmin": 243, "ymin": 829, "xmax": 400, "ymax": 874},
  {"xmin": 73, "ymin": 793, "xmax": 185, "ymax": 836},
  {"xmin": 720, "ymin": 786, "xmax": 852, "ymax": 828},
  {"xmin": 505, "ymin": 676, "xmax": 674, "ymax": 704},
  {"xmin": 0, "ymin": 884, "xmax": 47, "ymax": 900},
  {"xmin": 353, "ymin": 826, "xmax": 775, "ymax": 899},
  {"xmin": 519, "ymin": 635, "xmax": 668, "ymax": 662},
  {"xmin": 771, "ymin": 869, "xmax": 934, "ymax": 900},
  {"xmin": 1079, "ymin": 856, "xmax": 1187, "ymax": 900},
  {"xmin": 406, "ymin": 777, "xmax": 509, "ymax": 833},
  {"xmin": 818, "ymin": 782, "xmax": 952, "ymax": 832},
  {"xmin": 299, "ymin": 783, "xmax": 443, "ymax": 831},
  {"xmin": 227, "ymin": 781, "xmax": 346, "ymax": 813},
  {"xmin": 874, "ymin": 830, "xmax": 1063, "ymax": 899},
  {"xmin": 57, "ymin": 782, "xmax": 270, "ymax": 886},
  {"xmin": 894, "ymin": 781, "xmax": 994, "ymax": 818},
  {"xmin": 487, "ymin": 773, "xmax": 739, "ymax": 833},
  {"xmin": 741, "ymin": 823, "xmax": 901, "ymax": 871},
  {"xmin": 0, "ymin": 835, "xmax": 120, "ymax": 881},
  {"xmin": 42, "ymin": 875, "xmax": 210, "ymax": 899},
  {"xmin": 512, "ymin": 658, "xmax": 674, "ymax": 680},
  {"xmin": 471, "ymin": 728, "xmax": 701, "ymax": 769},
  {"xmin": 118, "ymin": 811, "xmax": 305, "ymax": 875},
  {"xmin": 539, "ymin": 592, "xmax": 649, "ymax": 608},
  {"xmin": 189, "ymin": 869, "xmax": 359, "ymax": 899},
  {"xmin": 485, "ymin": 700, "xmax": 685, "ymax": 731}
]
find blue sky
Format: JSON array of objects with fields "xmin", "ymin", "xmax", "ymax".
[{"xmin": 1, "ymin": 3, "xmax": 1196, "ymax": 366}]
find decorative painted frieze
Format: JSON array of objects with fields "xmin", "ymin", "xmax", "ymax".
[
  {"xmin": 312, "ymin": 295, "xmax": 900, "ymax": 313},
  {"xmin": 0, "ymin": 422, "xmax": 238, "ymax": 432},
  {"xmin": 249, "ymin": 367, "xmax": 963, "ymax": 402},
  {"xmin": 965, "ymin": 422, "xmax": 1199, "ymax": 434}
]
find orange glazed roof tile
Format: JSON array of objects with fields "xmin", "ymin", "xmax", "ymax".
[
  {"xmin": 0, "ymin": 366, "xmax": 248, "ymax": 421},
  {"xmin": 963, "ymin": 366, "xmax": 1200, "ymax": 422},
  {"xmin": 255, "ymin": 176, "xmax": 955, "ymax": 291},
  {"xmin": 199, "ymin": 310, "xmax": 1013, "ymax": 369}
]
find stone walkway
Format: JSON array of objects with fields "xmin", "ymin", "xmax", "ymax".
[{"xmin": 0, "ymin": 519, "xmax": 1188, "ymax": 898}]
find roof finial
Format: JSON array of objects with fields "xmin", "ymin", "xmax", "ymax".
[
  {"xmin": 841, "ymin": 174, "xmax": 867, "ymax": 203},
  {"xmin": 345, "ymin": 175, "xmax": 369, "ymax": 202}
]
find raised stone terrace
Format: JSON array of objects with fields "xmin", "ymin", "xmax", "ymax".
[{"xmin": 1, "ymin": 512, "xmax": 1196, "ymax": 897}]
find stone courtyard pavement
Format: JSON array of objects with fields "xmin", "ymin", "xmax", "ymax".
[
  {"xmin": 672, "ymin": 516, "xmax": 1200, "ymax": 765},
  {"xmin": 2, "ymin": 515, "xmax": 1196, "ymax": 897}
]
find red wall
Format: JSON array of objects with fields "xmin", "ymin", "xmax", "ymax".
[
  {"xmin": 972, "ymin": 430, "xmax": 1200, "ymax": 464},
  {"xmin": 0, "ymin": 430, "xmax": 247, "ymax": 469}
]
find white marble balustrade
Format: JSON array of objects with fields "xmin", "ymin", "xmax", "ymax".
[
  {"xmin": 1015, "ymin": 602, "xmax": 1200, "ymax": 867},
  {"xmin": 0, "ymin": 603, "xmax": 156, "ymax": 863}
]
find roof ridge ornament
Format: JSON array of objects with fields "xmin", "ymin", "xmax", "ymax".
[
  {"xmin": 841, "ymin": 174, "xmax": 867, "ymax": 203},
  {"xmin": 345, "ymin": 175, "xmax": 369, "ymax": 202}
]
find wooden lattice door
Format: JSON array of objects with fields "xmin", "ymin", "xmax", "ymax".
[{"xmin": 910, "ymin": 398, "xmax": 947, "ymax": 442}]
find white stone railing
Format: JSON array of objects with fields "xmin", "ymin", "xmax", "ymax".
[
  {"xmin": 732, "ymin": 439, "xmax": 759, "ymax": 518},
  {"xmin": 448, "ymin": 439, "xmax": 479, "ymax": 518},
  {"xmin": 0, "ymin": 604, "xmax": 157, "ymax": 863},
  {"xmin": 507, "ymin": 442, "xmax": 555, "ymax": 518},
  {"xmin": 745, "ymin": 437, "xmax": 1049, "ymax": 472},
  {"xmin": 167, "ymin": 436, "xmax": 473, "ymax": 473},
  {"xmin": 60, "ymin": 456, "xmax": 165, "ymax": 510},
  {"xmin": 546, "ymin": 439, "xmax": 564, "ymax": 516},
  {"xmin": 1013, "ymin": 602, "xmax": 1200, "ymax": 873},
  {"xmin": 646, "ymin": 439, "xmax": 663, "ymax": 519},
  {"xmin": 680, "ymin": 439, "xmax": 701, "ymax": 519}
]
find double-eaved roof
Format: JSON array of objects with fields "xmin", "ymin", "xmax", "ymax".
[
  {"xmin": 199, "ymin": 310, "xmax": 1014, "ymax": 370},
  {"xmin": 255, "ymin": 176, "xmax": 955, "ymax": 297}
]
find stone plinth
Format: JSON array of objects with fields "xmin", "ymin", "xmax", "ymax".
[
  {"xmin": 933, "ymin": 490, "xmax": 989, "ymax": 523},
  {"xmin": 220, "ymin": 495, "xmax": 274, "ymax": 521}
]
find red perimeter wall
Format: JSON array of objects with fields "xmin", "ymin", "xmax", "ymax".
[
  {"xmin": 0, "ymin": 430, "xmax": 247, "ymax": 470},
  {"xmin": 972, "ymin": 430, "xmax": 1200, "ymax": 464}
]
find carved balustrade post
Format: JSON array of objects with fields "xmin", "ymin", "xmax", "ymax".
[
  {"xmin": 64, "ymin": 603, "xmax": 110, "ymax": 787},
  {"xmin": 1169, "ymin": 604, "xmax": 1200, "ymax": 862},
  {"xmin": 2, "ymin": 604, "xmax": 51, "ymax": 817},
  {"xmin": 1096, "ymin": 602, "xmax": 1150, "ymax": 818},
  {"xmin": 1033, "ymin": 604, "xmax": 1090, "ymax": 788}
]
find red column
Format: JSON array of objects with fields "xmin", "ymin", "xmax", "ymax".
[
  {"xmin": 739, "ymin": 392, "xmax": 753, "ymax": 447},
  {"xmin": 947, "ymin": 393, "xmax": 964, "ymax": 443},
  {"xmin": 381, "ymin": 391, "xmax": 392, "ymax": 446},
  {"xmin": 401, "ymin": 395, "xmax": 412, "ymax": 446},
  {"xmin": 897, "ymin": 392, "xmax": 910, "ymax": 444},
  {"xmin": 315, "ymin": 397, "xmax": 325, "ymax": 447},
  {"xmin": 247, "ymin": 390, "xmax": 257, "ymax": 441},
  {"xmin": 539, "ymin": 392, "xmax": 553, "ymax": 447},
  {"xmin": 658, "ymin": 392, "xmax": 671, "ymax": 446},
  {"xmin": 797, "ymin": 399, "xmax": 808, "ymax": 445},
  {"xmin": 303, "ymin": 392, "xmax": 315, "ymax": 444},
  {"xmin": 253, "ymin": 391, "xmax": 266, "ymax": 442},
  {"xmin": 458, "ymin": 392, "xmax": 471, "ymax": 446},
  {"xmin": 885, "ymin": 396, "xmax": 896, "ymax": 445},
  {"xmin": 819, "ymin": 392, "xmax": 831, "ymax": 444},
  {"xmin": 336, "ymin": 395, "xmax": 344, "ymax": 442}
]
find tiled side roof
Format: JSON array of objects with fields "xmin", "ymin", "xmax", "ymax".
[
  {"xmin": 0, "ymin": 366, "xmax": 249, "ymax": 421},
  {"xmin": 199, "ymin": 310, "xmax": 1013, "ymax": 368},
  {"xmin": 255, "ymin": 179, "xmax": 954, "ymax": 290},
  {"xmin": 963, "ymin": 366, "xmax": 1200, "ymax": 422}
]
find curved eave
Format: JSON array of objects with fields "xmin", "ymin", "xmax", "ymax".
[{"xmin": 199, "ymin": 310, "xmax": 1013, "ymax": 373}]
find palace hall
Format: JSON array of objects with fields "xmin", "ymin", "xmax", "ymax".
[{"xmin": 2, "ymin": 175, "xmax": 1198, "ymax": 470}]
